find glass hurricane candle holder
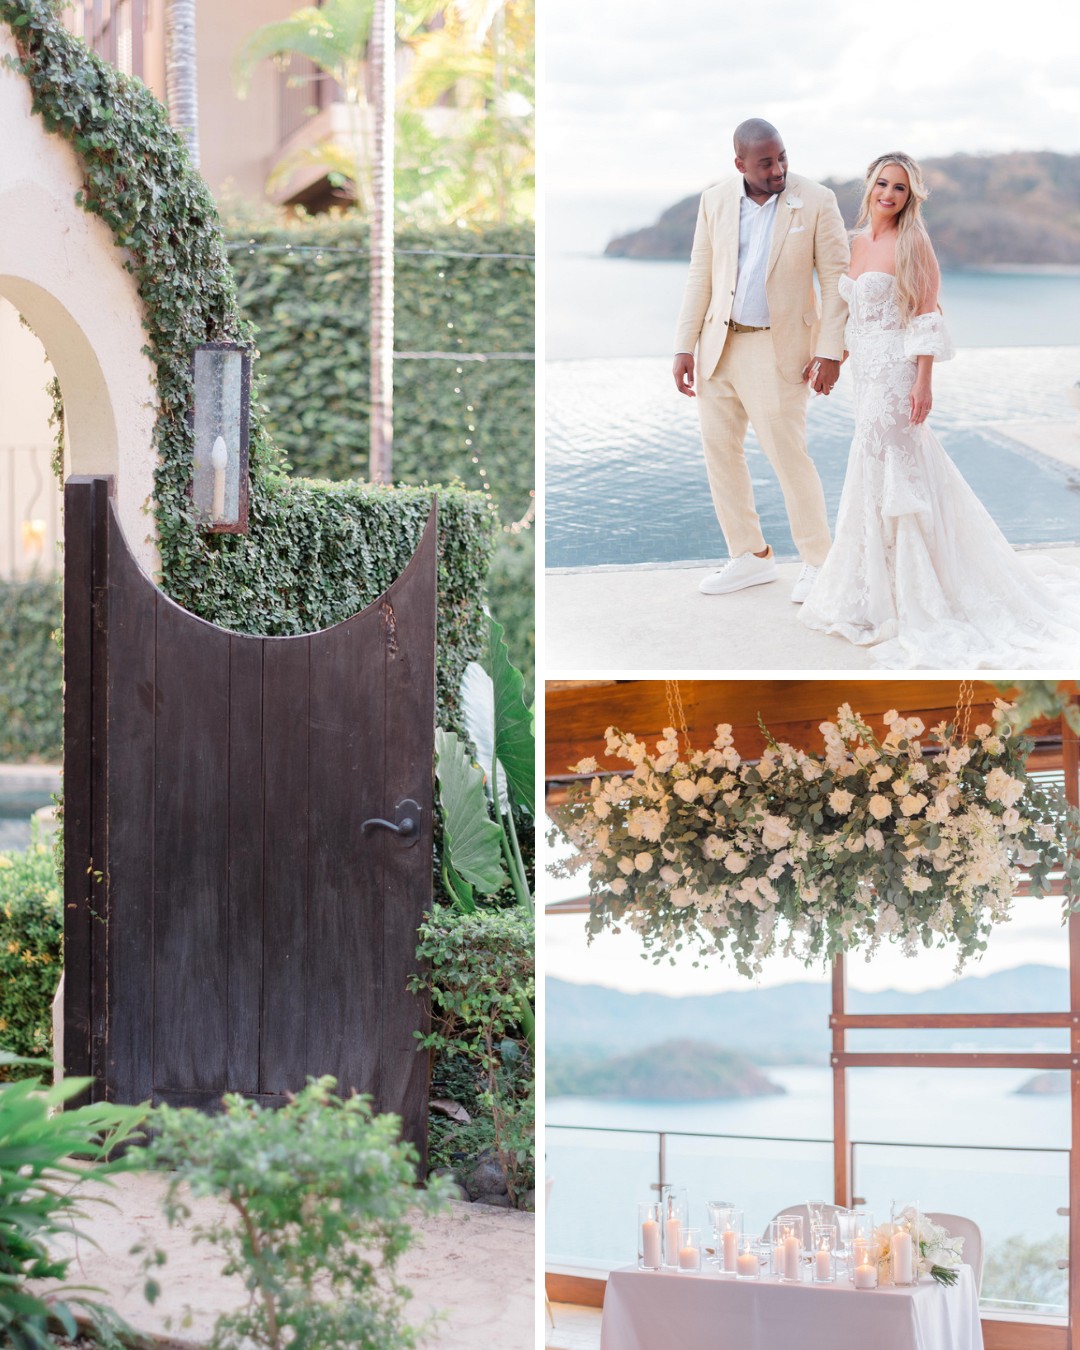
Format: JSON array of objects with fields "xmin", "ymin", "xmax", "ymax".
[
  {"xmin": 660, "ymin": 1187, "xmax": 689, "ymax": 1269},
  {"xmin": 851, "ymin": 1239, "xmax": 881, "ymax": 1290},
  {"xmin": 736, "ymin": 1232, "xmax": 759, "ymax": 1279},
  {"xmin": 849, "ymin": 1211, "xmax": 876, "ymax": 1270},
  {"xmin": 677, "ymin": 1226, "xmax": 702, "ymax": 1273},
  {"xmin": 718, "ymin": 1208, "xmax": 743, "ymax": 1274},
  {"xmin": 811, "ymin": 1225, "xmax": 836, "ymax": 1283},
  {"xmin": 638, "ymin": 1202, "xmax": 663, "ymax": 1270},
  {"xmin": 834, "ymin": 1208, "xmax": 856, "ymax": 1260},
  {"xmin": 706, "ymin": 1201, "xmax": 736, "ymax": 1265},
  {"xmin": 772, "ymin": 1214, "xmax": 804, "ymax": 1281}
]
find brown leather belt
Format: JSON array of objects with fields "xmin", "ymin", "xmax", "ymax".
[{"xmin": 727, "ymin": 320, "xmax": 770, "ymax": 333}]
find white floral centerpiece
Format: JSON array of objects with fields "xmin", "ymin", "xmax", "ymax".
[
  {"xmin": 551, "ymin": 702, "xmax": 1080, "ymax": 976},
  {"xmin": 875, "ymin": 1208, "xmax": 964, "ymax": 1286}
]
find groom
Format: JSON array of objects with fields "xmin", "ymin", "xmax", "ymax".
[{"xmin": 673, "ymin": 119, "xmax": 849, "ymax": 602}]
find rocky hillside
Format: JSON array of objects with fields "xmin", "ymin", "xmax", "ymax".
[
  {"xmin": 547, "ymin": 1040, "xmax": 786, "ymax": 1101},
  {"xmin": 604, "ymin": 151, "xmax": 1080, "ymax": 267}
]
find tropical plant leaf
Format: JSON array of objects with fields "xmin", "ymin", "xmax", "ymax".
[
  {"xmin": 487, "ymin": 615, "xmax": 534, "ymax": 816},
  {"xmin": 435, "ymin": 729, "xmax": 507, "ymax": 894},
  {"xmin": 460, "ymin": 660, "xmax": 508, "ymax": 810}
]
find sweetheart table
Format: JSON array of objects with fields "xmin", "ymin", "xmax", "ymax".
[{"xmin": 599, "ymin": 1262, "xmax": 983, "ymax": 1350}]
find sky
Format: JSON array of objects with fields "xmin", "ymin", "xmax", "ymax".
[{"xmin": 543, "ymin": 0, "xmax": 1080, "ymax": 252}]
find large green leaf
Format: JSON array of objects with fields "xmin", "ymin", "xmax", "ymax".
[
  {"xmin": 486, "ymin": 614, "xmax": 534, "ymax": 816},
  {"xmin": 435, "ymin": 729, "xmax": 507, "ymax": 894},
  {"xmin": 460, "ymin": 660, "xmax": 508, "ymax": 810}
]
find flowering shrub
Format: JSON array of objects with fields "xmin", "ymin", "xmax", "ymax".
[{"xmin": 552, "ymin": 703, "xmax": 1080, "ymax": 976}]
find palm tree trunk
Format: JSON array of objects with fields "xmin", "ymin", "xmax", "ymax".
[
  {"xmin": 165, "ymin": 0, "xmax": 200, "ymax": 169},
  {"xmin": 368, "ymin": 0, "xmax": 395, "ymax": 483}
]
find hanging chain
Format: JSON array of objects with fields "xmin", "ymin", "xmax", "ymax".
[
  {"xmin": 955, "ymin": 679, "xmax": 974, "ymax": 743},
  {"xmin": 665, "ymin": 680, "xmax": 691, "ymax": 757}
]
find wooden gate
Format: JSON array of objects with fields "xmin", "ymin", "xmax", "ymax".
[{"xmin": 62, "ymin": 475, "xmax": 436, "ymax": 1159}]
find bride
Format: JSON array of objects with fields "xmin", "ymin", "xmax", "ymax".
[{"xmin": 798, "ymin": 152, "xmax": 1080, "ymax": 667}]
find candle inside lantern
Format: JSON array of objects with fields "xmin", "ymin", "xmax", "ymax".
[
  {"xmin": 853, "ymin": 1236, "xmax": 867, "ymax": 1266},
  {"xmin": 665, "ymin": 1213, "xmax": 682, "ymax": 1264},
  {"xmin": 737, "ymin": 1244, "xmax": 758, "ymax": 1278},
  {"xmin": 722, "ymin": 1225, "xmax": 738, "ymax": 1271},
  {"xmin": 211, "ymin": 435, "xmax": 228, "ymax": 519},
  {"xmin": 815, "ymin": 1240, "xmax": 831, "ymax": 1280},
  {"xmin": 772, "ymin": 1242, "xmax": 784, "ymax": 1276},
  {"xmin": 854, "ymin": 1261, "xmax": 878, "ymax": 1290},
  {"xmin": 641, "ymin": 1218, "xmax": 661, "ymax": 1268},
  {"xmin": 892, "ymin": 1229, "xmax": 914, "ymax": 1284}
]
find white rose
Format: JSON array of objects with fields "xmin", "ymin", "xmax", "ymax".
[
  {"xmin": 756, "ymin": 759, "xmax": 776, "ymax": 781},
  {"xmin": 761, "ymin": 815, "xmax": 792, "ymax": 849},
  {"xmin": 618, "ymin": 856, "xmax": 635, "ymax": 875},
  {"xmin": 801, "ymin": 760, "xmax": 823, "ymax": 782},
  {"xmin": 593, "ymin": 799, "xmax": 611, "ymax": 820},
  {"xmin": 869, "ymin": 794, "xmax": 893, "ymax": 821},
  {"xmin": 865, "ymin": 827, "xmax": 885, "ymax": 851},
  {"xmin": 900, "ymin": 793, "xmax": 928, "ymax": 817},
  {"xmin": 608, "ymin": 877, "xmax": 628, "ymax": 895},
  {"xmin": 725, "ymin": 852, "xmax": 748, "ymax": 874},
  {"xmin": 702, "ymin": 836, "xmax": 726, "ymax": 861},
  {"xmin": 674, "ymin": 778, "xmax": 699, "ymax": 802},
  {"xmin": 670, "ymin": 887, "xmax": 695, "ymax": 908},
  {"xmin": 829, "ymin": 789, "xmax": 854, "ymax": 814},
  {"xmin": 635, "ymin": 853, "xmax": 654, "ymax": 872}
]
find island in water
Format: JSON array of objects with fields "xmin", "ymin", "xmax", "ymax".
[
  {"xmin": 604, "ymin": 151, "xmax": 1080, "ymax": 269},
  {"xmin": 547, "ymin": 1039, "xmax": 786, "ymax": 1102}
]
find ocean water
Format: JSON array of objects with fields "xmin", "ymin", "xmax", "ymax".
[
  {"xmin": 546, "ymin": 1065, "xmax": 1070, "ymax": 1305},
  {"xmin": 544, "ymin": 259, "xmax": 1080, "ymax": 569}
]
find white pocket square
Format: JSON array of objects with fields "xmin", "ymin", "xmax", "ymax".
[{"xmin": 790, "ymin": 225, "xmax": 806, "ymax": 233}]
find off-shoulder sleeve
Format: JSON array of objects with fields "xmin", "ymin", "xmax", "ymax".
[{"xmin": 903, "ymin": 311, "xmax": 955, "ymax": 362}]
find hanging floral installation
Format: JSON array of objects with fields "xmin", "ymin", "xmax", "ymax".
[{"xmin": 551, "ymin": 700, "xmax": 1080, "ymax": 977}]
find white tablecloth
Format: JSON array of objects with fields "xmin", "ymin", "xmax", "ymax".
[{"xmin": 600, "ymin": 1263, "xmax": 983, "ymax": 1350}]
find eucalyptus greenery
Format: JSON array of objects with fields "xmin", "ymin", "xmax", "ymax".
[
  {"xmin": 554, "ymin": 702, "xmax": 1080, "ymax": 977},
  {"xmin": 1, "ymin": 0, "xmax": 494, "ymax": 728}
]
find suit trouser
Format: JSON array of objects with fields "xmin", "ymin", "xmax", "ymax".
[{"xmin": 696, "ymin": 330, "xmax": 832, "ymax": 566}]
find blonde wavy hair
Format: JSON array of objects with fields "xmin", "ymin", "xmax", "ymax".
[{"xmin": 854, "ymin": 152, "xmax": 938, "ymax": 324}]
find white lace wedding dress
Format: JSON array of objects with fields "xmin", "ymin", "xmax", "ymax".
[{"xmin": 799, "ymin": 270, "xmax": 1080, "ymax": 667}]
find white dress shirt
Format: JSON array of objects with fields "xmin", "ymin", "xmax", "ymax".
[{"xmin": 730, "ymin": 188, "xmax": 779, "ymax": 326}]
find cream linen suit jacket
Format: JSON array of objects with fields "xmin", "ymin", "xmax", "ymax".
[{"xmin": 674, "ymin": 171, "xmax": 849, "ymax": 383}]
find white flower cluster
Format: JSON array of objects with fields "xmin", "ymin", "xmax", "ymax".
[
  {"xmin": 876, "ymin": 1208, "xmax": 964, "ymax": 1285},
  {"xmin": 553, "ymin": 703, "xmax": 1080, "ymax": 977}
]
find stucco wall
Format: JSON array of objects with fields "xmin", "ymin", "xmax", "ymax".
[{"xmin": 0, "ymin": 22, "xmax": 159, "ymax": 576}]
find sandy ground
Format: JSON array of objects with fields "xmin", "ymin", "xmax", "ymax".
[{"xmin": 42, "ymin": 1170, "xmax": 535, "ymax": 1348}]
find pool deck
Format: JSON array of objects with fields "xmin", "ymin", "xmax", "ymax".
[{"xmin": 545, "ymin": 418, "xmax": 1080, "ymax": 674}]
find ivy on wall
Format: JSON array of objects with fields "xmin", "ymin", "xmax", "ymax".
[
  {"xmin": 0, "ymin": 578, "xmax": 61, "ymax": 762},
  {"xmin": 1, "ymin": 0, "xmax": 495, "ymax": 727}
]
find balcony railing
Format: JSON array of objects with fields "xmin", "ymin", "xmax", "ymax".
[{"xmin": 545, "ymin": 1123, "xmax": 1069, "ymax": 1318}]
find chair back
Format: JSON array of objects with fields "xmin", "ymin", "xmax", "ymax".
[{"xmin": 923, "ymin": 1211, "xmax": 983, "ymax": 1294}]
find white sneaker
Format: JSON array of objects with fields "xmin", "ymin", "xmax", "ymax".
[
  {"xmin": 698, "ymin": 550, "xmax": 777, "ymax": 595},
  {"xmin": 791, "ymin": 562, "xmax": 821, "ymax": 604}
]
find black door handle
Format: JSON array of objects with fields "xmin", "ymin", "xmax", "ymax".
[{"xmin": 362, "ymin": 798, "xmax": 422, "ymax": 847}]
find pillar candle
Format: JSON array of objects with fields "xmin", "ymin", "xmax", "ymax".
[
  {"xmin": 722, "ymin": 1227, "xmax": 738, "ymax": 1271},
  {"xmin": 737, "ymin": 1248, "xmax": 758, "ymax": 1277},
  {"xmin": 853, "ymin": 1236, "xmax": 867, "ymax": 1266},
  {"xmin": 783, "ymin": 1233, "xmax": 800, "ymax": 1280},
  {"xmin": 854, "ymin": 1262, "xmax": 878, "ymax": 1290},
  {"xmin": 772, "ymin": 1242, "xmax": 784, "ymax": 1275},
  {"xmin": 678, "ymin": 1243, "xmax": 698, "ymax": 1271},
  {"xmin": 642, "ymin": 1219, "xmax": 661, "ymax": 1268},
  {"xmin": 665, "ymin": 1215, "xmax": 682, "ymax": 1263},
  {"xmin": 892, "ymin": 1230, "xmax": 913, "ymax": 1284},
  {"xmin": 815, "ymin": 1242, "xmax": 831, "ymax": 1280}
]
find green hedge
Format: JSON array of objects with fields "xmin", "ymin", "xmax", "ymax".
[
  {"xmin": 0, "ymin": 837, "xmax": 62, "ymax": 1070},
  {"xmin": 2, "ymin": 1, "xmax": 499, "ymax": 730},
  {"xmin": 0, "ymin": 579, "xmax": 62, "ymax": 762}
]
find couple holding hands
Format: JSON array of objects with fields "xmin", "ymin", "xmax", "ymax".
[{"xmin": 673, "ymin": 118, "xmax": 1080, "ymax": 668}]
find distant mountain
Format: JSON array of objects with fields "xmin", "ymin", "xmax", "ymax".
[
  {"xmin": 548, "ymin": 964, "xmax": 1069, "ymax": 1065},
  {"xmin": 603, "ymin": 151, "xmax": 1080, "ymax": 268},
  {"xmin": 548, "ymin": 1040, "xmax": 786, "ymax": 1101}
]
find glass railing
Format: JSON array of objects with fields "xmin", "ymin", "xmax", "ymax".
[{"xmin": 545, "ymin": 1124, "xmax": 1068, "ymax": 1318}]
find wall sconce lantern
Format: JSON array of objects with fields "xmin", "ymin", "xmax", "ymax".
[{"xmin": 191, "ymin": 341, "xmax": 251, "ymax": 533}]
